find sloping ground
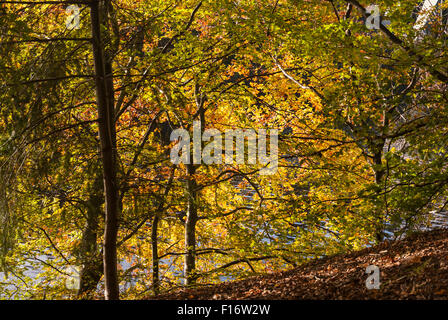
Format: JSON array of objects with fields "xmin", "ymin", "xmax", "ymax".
[{"xmin": 148, "ymin": 229, "xmax": 448, "ymax": 300}]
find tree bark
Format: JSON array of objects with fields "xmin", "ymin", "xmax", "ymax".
[
  {"xmin": 151, "ymin": 168, "xmax": 175, "ymax": 294},
  {"xmin": 184, "ymin": 163, "xmax": 198, "ymax": 286},
  {"xmin": 90, "ymin": 0, "xmax": 120, "ymax": 300},
  {"xmin": 151, "ymin": 214, "xmax": 160, "ymax": 295},
  {"xmin": 372, "ymin": 140, "xmax": 386, "ymax": 243},
  {"xmin": 183, "ymin": 87, "xmax": 205, "ymax": 286},
  {"xmin": 77, "ymin": 173, "xmax": 104, "ymax": 298}
]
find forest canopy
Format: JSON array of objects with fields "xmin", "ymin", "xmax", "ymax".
[{"xmin": 0, "ymin": 0, "xmax": 447, "ymax": 299}]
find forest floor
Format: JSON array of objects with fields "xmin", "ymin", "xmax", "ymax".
[{"xmin": 148, "ymin": 229, "xmax": 448, "ymax": 300}]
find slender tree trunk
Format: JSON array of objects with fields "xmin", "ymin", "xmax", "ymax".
[
  {"xmin": 152, "ymin": 168, "xmax": 175, "ymax": 294},
  {"xmin": 373, "ymin": 152, "xmax": 384, "ymax": 185},
  {"xmin": 372, "ymin": 141, "xmax": 386, "ymax": 243},
  {"xmin": 90, "ymin": 0, "xmax": 120, "ymax": 300},
  {"xmin": 151, "ymin": 214, "xmax": 160, "ymax": 295},
  {"xmin": 184, "ymin": 92, "xmax": 204, "ymax": 286},
  {"xmin": 184, "ymin": 164, "xmax": 198, "ymax": 286},
  {"xmin": 77, "ymin": 174, "xmax": 104, "ymax": 298}
]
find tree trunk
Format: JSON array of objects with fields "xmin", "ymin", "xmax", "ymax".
[
  {"xmin": 151, "ymin": 214, "xmax": 160, "ymax": 295},
  {"xmin": 183, "ymin": 91, "xmax": 204, "ymax": 286},
  {"xmin": 373, "ymin": 152, "xmax": 384, "ymax": 185},
  {"xmin": 90, "ymin": 0, "xmax": 120, "ymax": 300},
  {"xmin": 372, "ymin": 141, "xmax": 386, "ymax": 243},
  {"xmin": 77, "ymin": 174, "xmax": 104, "ymax": 298},
  {"xmin": 151, "ymin": 168, "xmax": 175, "ymax": 294},
  {"xmin": 184, "ymin": 164, "xmax": 198, "ymax": 286}
]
